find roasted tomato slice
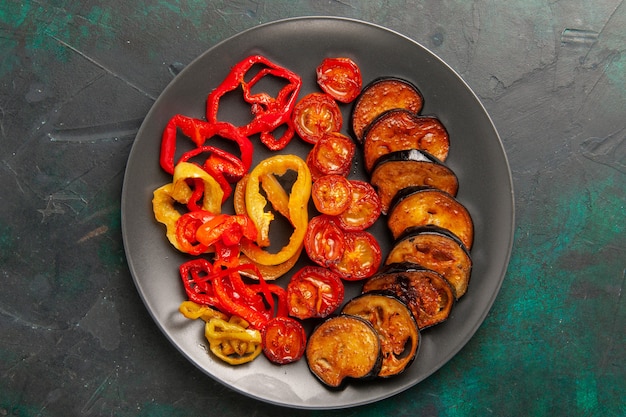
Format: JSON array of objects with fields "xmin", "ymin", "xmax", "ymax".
[
  {"xmin": 307, "ymin": 132, "xmax": 356, "ymax": 180},
  {"xmin": 312, "ymin": 174, "xmax": 352, "ymax": 216},
  {"xmin": 304, "ymin": 215, "xmax": 345, "ymax": 267},
  {"xmin": 292, "ymin": 93, "xmax": 343, "ymax": 144},
  {"xmin": 316, "ymin": 57, "xmax": 363, "ymax": 103},
  {"xmin": 287, "ymin": 266, "xmax": 345, "ymax": 320},
  {"xmin": 336, "ymin": 180, "xmax": 382, "ymax": 231},
  {"xmin": 261, "ymin": 316, "xmax": 307, "ymax": 365},
  {"xmin": 333, "ymin": 230, "xmax": 382, "ymax": 280}
]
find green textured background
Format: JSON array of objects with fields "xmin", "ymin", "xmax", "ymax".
[{"xmin": 0, "ymin": 1, "xmax": 624, "ymax": 416}]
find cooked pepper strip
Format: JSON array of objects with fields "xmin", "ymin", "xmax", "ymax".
[
  {"xmin": 171, "ymin": 162, "xmax": 224, "ymax": 214},
  {"xmin": 179, "ymin": 258, "xmax": 221, "ymax": 307},
  {"xmin": 176, "ymin": 210, "xmax": 216, "ymax": 255},
  {"xmin": 160, "ymin": 115, "xmax": 253, "ymax": 174},
  {"xmin": 206, "ymin": 55, "xmax": 302, "ymax": 151},
  {"xmin": 241, "ymin": 155, "xmax": 311, "ymax": 265},
  {"xmin": 195, "ymin": 214, "xmax": 258, "ymax": 250},
  {"xmin": 179, "ymin": 300, "xmax": 229, "ymax": 322},
  {"xmin": 205, "ymin": 317, "xmax": 263, "ymax": 365}
]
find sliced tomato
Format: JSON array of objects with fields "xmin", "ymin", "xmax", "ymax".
[
  {"xmin": 304, "ymin": 215, "xmax": 345, "ymax": 267},
  {"xmin": 307, "ymin": 132, "xmax": 355, "ymax": 179},
  {"xmin": 337, "ymin": 180, "xmax": 382, "ymax": 231},
  {"xmin": 333, "ymin": 231, "xmax": 382, "ymax": 281},
  {"xmin": 316, "ymin": 57, "xmax": 362, "ymax": 103},
  {"xmin": 287, "ymin": 266, "xmax": 345, "ymax": 320},
  {"xmin": 311, "ymin": 174, "xmax": 352, "ymax": 216},
  {"xmin": 261, "ymin": 316, "xmax": 307, "ymax": 364},
  {"xmin": 292, "ymin": 93, "xmax": 342, "ymax": 144}
]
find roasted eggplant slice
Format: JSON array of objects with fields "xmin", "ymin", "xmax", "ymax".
[
  {"xmin": 387, "ymin": 186, "xmax": 474, "ymax": 250},
  {"xmin": 341, "ymin": 292, "xmax": 420, "ymax": 378},
  {"xmin": 386, "ymin": 225, "xmax": 472, "ymax": 299},
  {"xmin": 370, "ymin": 149, "xmax": 459, "ymax": 214},
  {"xmin": 351, "ymin": 77, "xmax": 424, "ymax": 143},
  {"xmin": 362, "ymin": 109, "xmax": 450, "ymax": 172},
  {"xmin": 306, "ymin": 314, "xmax": 382, "ymax": 389},
  {"xmin": 362, "ymin": 263, "xmax": 455, "ymax": 329}
]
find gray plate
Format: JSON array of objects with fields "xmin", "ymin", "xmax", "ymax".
[{"xmin": 121, "ymin": 17, "xmax": 514, "ymax": 409}]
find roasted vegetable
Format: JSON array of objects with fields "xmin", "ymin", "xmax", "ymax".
[
  {"xmin": 316, "ymin": 57, "xmax": 362, "ymax": 103},
  {"xmin": 306, "ymin": 314, "xmax": 382, "ymax": 389},
  {"xmin": 292, "ymin": 92, "xmax": 343, "ymax": 144},
  {"xmin": 341, "ymin": 293, "xmax": 420, "ymax": 378},
  {"xmin": 386, "ymin": 226, "xmax": 472, "ymax": 299},
  {"xmin": 261, "ymin": 316, "xmax": 307, "ymax": 365},
  {"xmin": 362, "ymin": 263, "xmax": 455, "ymax": 329},
  {"xmin": 370, "ymin": 149, "xmax": 459, "ymax": 214},
  {"xmin": 287, "ymin": 266, "xmax": 345, "ymax": 320},
  {"xmin": 351, "ymin": 77, "xmax": 424, "ymax": 142},
  {"xmin": 362, "ymin": 110, "xmax": 450, "ymax": 172},
  {"xmin": 387, "ymin": 186, "xmax": 474, "ymax": 250},
  {"xmin": 306, "ymin": 132, "xmax": 356, "ymax": 180}
]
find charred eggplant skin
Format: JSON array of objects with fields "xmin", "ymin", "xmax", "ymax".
[
  {"xmin": 362, "ymin": 262, "xmax": 455, "ymax": 329},
  {"xmin": 370, "ymin": 149, "xmax": 459, "ymax": 214},
  {"xmin": 350, "ymin": 77, "xmax": 424, "ymax": 142},
  {"xmin": 305, "ymin": 314, "xmax": 382, "ymax": 390},
  {"xmin": 341, "ymin": 292, "xmax": 420, "ymax": 378},
  {"xmin": 386, "ymin": 225, "xmax": 473, "ymax": 299}
]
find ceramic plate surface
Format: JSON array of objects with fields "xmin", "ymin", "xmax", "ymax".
[{"xmin": 121, "ymin": 16, "xmax": 514, "ymax": 409}]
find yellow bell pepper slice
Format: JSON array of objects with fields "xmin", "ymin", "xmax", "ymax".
[{"xmin": 241, "ymin": 154, "xmax": 311, "ymax": 266}]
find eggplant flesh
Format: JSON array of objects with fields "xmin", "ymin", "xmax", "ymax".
[
  {"xmin": 387, "ymin": 186, "xmax": 474, "ymax": 250},
  {"xmin": 370, "ymin": 149, "xmax": 459, "ymax": 215},
  {"xmin": 342, "ymin": 292, "xmax": 420, "ymax": 378},
  {"xmin": 362, "ymin": 109, "xmax": 450, "ymax": 172},
  {"xmin": 351, "ymin": 77, "xmax": 424, "ymax": 142},
  {"xmin": 362, "ymin": 263, "xmax": 455, "ymax": 329},
  {"xmin": 306, "ymin": 314, "xmax": 382, "ymax": 389},
  {"xmin": 386, "ymin": 226, "xmax": 472, "ymax": 299}
]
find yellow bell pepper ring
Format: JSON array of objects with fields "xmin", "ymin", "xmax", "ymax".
[
  {"xmin": 152, "ymin": 162, "xmax": 224, "ymax": 251},
  {"xmin": 205, "ymin": 317, "xmax": 263, "ymax": 365},
  {"xmin": 241, "ymin": 154, "xmax": 312, "ymax": 266}
]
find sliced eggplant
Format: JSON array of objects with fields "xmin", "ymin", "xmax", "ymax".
[
  {"xmin": 341, "ymin": 292, "xmax": 420, "ymax": 378},
  {"xmin": 370, "ymin": 149, "xmax": 459, "ymax": 215},
  {"xmin": 386, "ymin": 225, "xmax": 472, "ymax": 299},
  {"xmin": 362, "ymin": 109, "xmax": 450, "ymax": 172},
  {"xmin": 362, "ymin": 263, "xmax": 455, "ymax": 329},
  {"xmin": 387, "ymin": 186, "xmax": 474, "ymax": 250},
  {"xmin": 351, "ymin": 77, "xmax": 424, "ymax": 143},
  {"xmin": 306, "ymin": 314, "xmax": 382, "ymax": 389}
]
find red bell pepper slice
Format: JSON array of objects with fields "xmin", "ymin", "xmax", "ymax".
[
  {"xmin": 160, "ymin": 114, "xmax": 254, "ymax": 181},
  {"xmin": 206, "ymin": 55, "xmax": 302, "ymax": 151},
  {"xmin": 179, "ymin": 258, "xmax": 221, "ymax": 307}
]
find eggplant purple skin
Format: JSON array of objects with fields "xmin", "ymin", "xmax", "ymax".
[
  {"xmin": 350, "ymin": 76, "xmax": 424, "ymax": 141},
  {"xmin": 342, "ymin": 291, "xmax": 421, "ymax": 378},
  {"xmin": 305, "ymin": 314, "xmax": 383, "ymax": 390}
]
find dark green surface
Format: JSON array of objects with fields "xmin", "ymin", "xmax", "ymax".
[{"xmin": 1, "ymin": 1, "xmax": 624, "ymax": 416}]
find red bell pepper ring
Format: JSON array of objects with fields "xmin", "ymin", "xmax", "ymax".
[
  {"xmin": 160, "ymin": 115, "xmax": 254, "ymax": 179},
  {"xmin": 179, "ymin": 258, "xmax": 222, "ymax": 307},
  {"xmin": 206, "ymin": 55, "xmax": 302, "ymax": 151},
  {"xmin": 178, "ymin": 145, "xmax": 248, "ymax": 202}
]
